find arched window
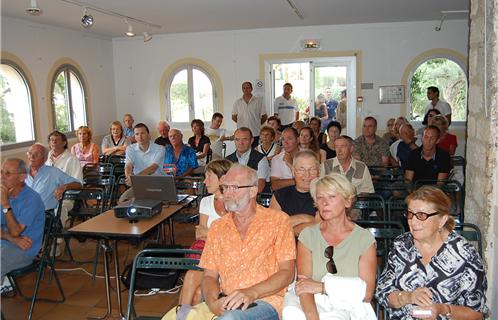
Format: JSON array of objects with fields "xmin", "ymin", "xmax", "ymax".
[
  {"xmin": 0, "ymin": 60, "xmax": 35, "ymax": 149},
  {"xmin": 167, "ymin": 65, "xmax": 216, "ymax": 124},
  {"xmin": 51, "ymin": 64, "xmax": 88, "ymax": 133},
  {"xmin": 409, "ymin": 57, "xmax": 467, "ymax": 121}
]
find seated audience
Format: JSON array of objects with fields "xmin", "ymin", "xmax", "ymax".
[
  {"xmin": 354, "ymin": 117, "xmax": 390, "ymax": 167},
  {"xmin": 389, "ymin": 117, "xmax": 409, "ymax": 166},
  {"xmin": 163, "ymin": 164, "xmax": 295, "ymax": 319},
  {"xmin": 164, "ymin": 129, "xmax": 198, "ymax": 178},
  {"xmin": 187, "ymin": 119, "xmax": 211, "ymax": 167},
  {"xmin": 271, "ymin": 127, "xmax": 300, "ymax": 191},
  {"xmin": 1, "ymin": 159, "xmax": 45, "ymax": 279},
  {"xmin": 396, "ymin": 123, "xmax": 418, "ymax": 170},
  {"xmin": 26, "ymin": 143, "xmax": 82, "ymax": 211},
  {"xmin": 71, "ymin": 126, "xmax": 99, "ymax": 167},
  {"xmin": 298, "ymin": 126, "xmax": 326, "ymax": 163},
  {"xmin": 382, "ymin": 117, "xmax": 396, "ymax": 145},
  {"xmin": 320, "ymin": 121, "xmax": 341, "ymax": 160},
  {"xmin": 270, "ymin": 150, "xmax": 320, "ymax": 236},
  {"xmin": 405, "ymin": 125, "xmax": 451, "ymax": 183},
  {"xmin": 267, "ymin": 116, "xmax": 282, "ymax": 145},
  {"xmin": 416, "ymin": 108, "xmax": 441, "ymax": 142},
  {"xmin": 282, "ymin": 173, "xmax": 377, "ymax": 320},
  {"xmin": 206, "ymin": 113, "xmax": 231, "ymax": 159},
  {"xmin": 323, "ymin": 136, "xmax": 374, "ymax": 194},
  {"xmin": 292, "ymin": 120, "xmax": 305, "ymax": 132},
  {"xmin": 376, "ymin": 186, "xmax": 488, "ymax": 319},
  {"xmin": 308, "ymin": 116, "xmax": 326, "ymax": 145},
  {"xmin": 226, "ymin": 127, "xmax": 270, "ymax": 193},
  {"xmin": 46, "ymin": 130, "xmax": 83, "ymax": 180},
  {"xmin": 120, "ymin": 123, "xmax": 165, "ymax": 203},
  {"xmin": 255, "ymin": 126, "xmax": 281, "ymax": 162},
  {"xmin": 101, "ymin": 121, "xmax": 128, "ymax": 156},
  {"xmin": 432, "ymin": 114, "xmax": 457, "ymax": 156},
  {"xmin": 176, "ymin": 160, "xmax": 232, "ymax": 320},
  {"xmin": 154, "ymin": 120, "xmax": 171, "ymax": 146},
  {"xmin": 123, "ymin": 113, "xmax": 136, "ymax": 143}
]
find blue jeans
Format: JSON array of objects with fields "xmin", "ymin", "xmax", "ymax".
[
  {"xmin": 218, "ymin": 300, "xmax": 278, "ymax": 320},
  {"xmin": 1, "ymin": 243, "xmax": 33, "ymax": 278}
]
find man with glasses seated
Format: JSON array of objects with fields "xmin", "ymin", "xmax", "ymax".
[
  {"xmin": 270, "ymin": 150, "xmax": 320, "ymax": 236},
  {"xmin": 164, "ymin": 164, "xmax": 296, "ymax": 320},
  {"xmin": 226, "ymin": 127, "xmax": 270, "ymax": 193},
  {"xmin": 1, "ymin": 159, "xmax": 45, "ymax": 282}
]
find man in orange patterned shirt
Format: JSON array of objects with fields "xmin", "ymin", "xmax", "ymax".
[{"xmin": 200, "ymin": 164, "xmax": 296, "ymax": 319}]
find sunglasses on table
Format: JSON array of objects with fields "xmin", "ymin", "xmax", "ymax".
[
  {"xmin": 404, "ymin": 209, "xmax": 440, "ymax": 221},
  {"xmin": 324, "ymin": 246, "xmax": 337, "ymax": 274}
]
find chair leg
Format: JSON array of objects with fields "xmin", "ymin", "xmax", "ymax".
[{"xmin": 92, "ymin": 240, "xmax": 101, "ymax": 281}]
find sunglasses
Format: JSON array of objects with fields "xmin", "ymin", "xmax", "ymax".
[{"xmin": 324, "ymin": 246, "xmax": 337, "ymax": 274}]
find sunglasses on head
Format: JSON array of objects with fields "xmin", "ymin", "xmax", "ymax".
[{"xmin": 324, "ymin": 246, "xmax": 337, "ymax": 274}]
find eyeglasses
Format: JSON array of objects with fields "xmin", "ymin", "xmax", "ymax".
[
  {"xmin": 0, "ymin": 170, "xmax": 22, "ymax": 176},
  {"xmin": 294, "ymin": 167, "xmax": 319, "ymax": 176},
  {"xmin": 219, "ymin": 184, "xmax": 255, "ymax": 194},
  {"xmin": 404, "ymin": 209, "xmax": 440, "ymax": 221},
  {"xmin": 324, "ymin": 246, "xmax": 337, "ymax": 274}
]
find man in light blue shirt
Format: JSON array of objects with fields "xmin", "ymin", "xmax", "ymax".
[
  {"xmin": 119, "ymin": 123, "xmax": 165, "ymax": 203},
  {"xmin": 1, "ymin": 158, "xmax": 45, "ymax": 278},
  {"xmin": 25, "ymin": 143, "xmax": 82, "ymax": 211}
]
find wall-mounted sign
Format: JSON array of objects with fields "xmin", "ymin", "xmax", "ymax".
[{"xmin": 379, "ymin": 85, "xmax": 405, "ymax": 104}]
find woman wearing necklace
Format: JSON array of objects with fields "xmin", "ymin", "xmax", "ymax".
[
  {"xmin": 173, "ymin": 159, "xmax": 233, "ymax": 320},
  {"xmin": 101, "ymin": 121, "xmax": 128, "ymax": 156},
  {"xmin": 71, "ymin": 126, "xmax": 100, "ymax": 167},
  {"xmin": 46, "ymin": 130, "xmax": 83, "ymax": 180},
  {"xmin": 255, "ymin": 126, "xmax": 281, "ymax": 162}
]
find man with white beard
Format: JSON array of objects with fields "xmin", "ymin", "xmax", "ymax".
[{"xmin": 196, "ymin": 164, "xmax": 296, "ymax": 319}]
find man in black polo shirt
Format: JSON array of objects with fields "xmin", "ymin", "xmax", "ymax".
[
  {"xmin": 404, "ymin": 125, "xmax": 451, "ymax": 183},
  {"xmin": 225, "ymin": 127, "xmax": 270, "ymax": 193}
]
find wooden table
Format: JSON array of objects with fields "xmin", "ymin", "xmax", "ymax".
[{"xmin": 69, "ymin": 200, "xmax": 193, "ymax": 319}]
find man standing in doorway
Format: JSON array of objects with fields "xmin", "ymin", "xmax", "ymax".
[
  {"xmin": 274, "ymin": 83, "xmax": 299, "ymax": 130},
  {"xmin": 232, "ymin": 81, "xmax": 267, "ymax": 148},
  {"xmin": 424, "ymin": 86, "xmax": 452, "ymax": 125}
]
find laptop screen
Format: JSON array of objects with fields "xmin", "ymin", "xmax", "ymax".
[{"xmin": 131, "ymin": 175, "xmax": 178, "ymax": 202}]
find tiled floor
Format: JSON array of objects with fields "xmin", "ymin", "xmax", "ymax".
[{"xmin": 1, "ymin": 221, "xmax": 196, "ymax": 320}]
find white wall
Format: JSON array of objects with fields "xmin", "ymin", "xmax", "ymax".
[
  {"xmin": 1, "ymin": 16, "xmax": 116, "ymax": 155},
  {"xmin": 112, "ymin": 19, "xmax": 468, "ymax": 138}
]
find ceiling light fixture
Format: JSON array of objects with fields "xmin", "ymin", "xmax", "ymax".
[
  {"xmin": 125, "ymin": 19, "xmax": 135, "ymax": 37},
  {"xmin": 81, "ymin": 8, "xmax": 94, "ymax": 28},
  {"xmin": 285, "ymin": 0, "xmax": 304, "ymax": 20},
  {"xmin": 143, "ymin": 32, "xmax": 152, "ymax": 42},
  {"xmin": 435, "ymin": 10, "xmax": 469, "ymax": 31},
  {"xmin": 26, "ymin": 0, "xmax": 42, "ymax": 15}
]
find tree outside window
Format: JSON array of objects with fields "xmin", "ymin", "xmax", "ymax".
[
  {"xmin": 0, "ymin": 61, "xmax": 35, "ymax": 149},
  {"xmin": 410, "ymin": 58, "xmax": 467, "ymax": 121}
]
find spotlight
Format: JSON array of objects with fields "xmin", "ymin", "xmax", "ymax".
[
  {"xmin": 124, "ymin": 19, "xmax": 135, "ymax": 37},
  {"xmin": 26, "ymin": 0, "xmax": 41, "ymax": 15},
  {"xmin": 81, "ymin": 8, "xmax": 94, "ymax": 28},
  {"xmin": 143, "ymin": 32, "xmax": 152, "ymax": 42}
]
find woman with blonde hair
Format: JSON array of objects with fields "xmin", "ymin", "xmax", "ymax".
[
  {"xmin": 71, "ymin": 126, "xmax": 99, "ymax": 167},
  {"xmin": 101, "ymin": 121, "xmax": 128, "ymax": 156},
  {"xmin": 376, "ymin": 186, "xmax": 488, "ymax": 319},
  {"xmin": 282, "ymin": 173, "xmax": 377, "ymax": 320}
]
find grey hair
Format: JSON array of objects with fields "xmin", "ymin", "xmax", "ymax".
[
  {"xmin": 5, "ymin": 158, "xmax": 29, "ymax": 174},
  {"xmin": 230, "ymin": 163, "xmax": 258, "ymax": 186},
  {"xmin": 293, "ymin": 150, "xmax": 320, "ymax": 168},
  {"xmin": 32, "ymin": 143, "xmax": 48, "ymax": 160}
]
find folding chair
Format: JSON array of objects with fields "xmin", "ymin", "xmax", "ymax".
[
  {"xmin": 454, "ymin": 222, "xmax": 483, "ymax": 257},
  {"xmin": 67, "ymin": 188, "xmax": 106, "ymax": 227},
  {"xmin": 171, "ymin": 177, "xmax": 206, "ymax": 226},
  {"xmin": 414, "ymin": 179, "xmax": 464, "ymax": 223},
  {"xmin": 386, "ymin": 196, "xmax": 408, "ymax": 229},
  {"xmin": 82, "ymin": 162, "xmax": 114, "ymax": 178},
  {"xmin": 83, "ymin": 174, "xmax": 115, "ymax": 210},
  {"xmin": 353, "ymin": 194, "xmax": 386, "ymax": 220},
  {"xmin": 6, "ymin": 210, "xmax": 65, "ymax": 320},
  {"xmin": 125, "ymin": 248, "xmax": 202, "ymax": 320},
  {"xmin": 256, "ymin": 192, "xmax": 273, "ymax": 208}
]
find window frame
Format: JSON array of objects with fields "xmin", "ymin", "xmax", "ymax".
[
  {"xmin": 50, "ymin": 63, "xmax": 89, "ymax": 136},
  {"xmin": 166, "ymin": 64, "xmax": 218, "ymax": 128},
  {"xmin": 0, "ymin": 59, "xmax": 36, "ymax": 151},
  {"xmin": 407, "ymin": 54, "xmax": 468, "ymax": 126}
]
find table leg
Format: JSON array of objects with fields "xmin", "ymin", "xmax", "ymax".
[
  {"xmin": 168, "ymin": 218, "xmax": 175, "ymax": 244},
  {"xmin": 113, "ymin": 240, "xmax": 125, "ymax": 319},
  {"xmin": 88, "ymin": 241, "xmax": 112, "ymax": 320}
]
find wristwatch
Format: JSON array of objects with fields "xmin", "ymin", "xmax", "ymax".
[{"xmin": 2, "ymin": 207, "xmax": 12, "ymax": 214}]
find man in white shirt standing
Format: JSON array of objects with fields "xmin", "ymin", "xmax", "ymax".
[
  {"xmin": 424, "ymin": 86, "xmax": 452, "ymax": 125},
  {"xmin": 206, "ymin": 113, "xmax": 232, "ymax": 160},
  {"xmin": 232, "ymin": 81, "xmax": 267, "ymax": 148},
  {"xmin": 274, "ymin": 83, "xmax": 299, "ymax": 129}
]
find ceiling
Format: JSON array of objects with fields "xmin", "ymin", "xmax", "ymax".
[{"xmin": 1, "ymin": 0, "xmax": 469, "ymax": 38}]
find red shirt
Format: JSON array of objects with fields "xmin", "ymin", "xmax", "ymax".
[{"xmin": 437, "ymin": 133, "xmax": 457, "ymax": 154}]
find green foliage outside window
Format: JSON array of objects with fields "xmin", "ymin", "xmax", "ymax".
[{"xmin": 0, "ymin": 75, "xmax": 16, "ymax": 143}]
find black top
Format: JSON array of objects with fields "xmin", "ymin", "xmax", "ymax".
[
  {"xmin": 154, "ymin": 136, "xmax": 171, "ymax": 146},
  {"xmin": 406, "ymin": 146, "xmax": 451, "ymax": 182},
  {"xmin": 320, "ymin": 143, "xmax": 337, "ymax": 160},
  {"xmin": 187, "ymin": 135, "xmax": 211, "ymax": 153},
  {"xmin": 274, "ymin": 185, "xmax": 315, "ymax": 216}
]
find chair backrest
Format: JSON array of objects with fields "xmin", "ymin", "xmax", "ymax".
[
  {"xmin": 454, "ymin": 223, "xmax": 482, "ymax": 257},
  {"xmin": 413, "ymin": 179, "xmax": 464, "ymax": 223},
  {"xmin": 256, "ymin": 192, "xmax": 273, "ymax": 208},
  {"xmin": 83, "ymin": 175, "xmax": 115, "ymax": 210},
  {"xmin": 63, "ymin": 188, "xmax": 106, "ymax": 217},
  {"xmin": 82, "ymin": 162, "xmax": 114, "ymax": 178},
  {"xmin": 368, "ymin": 166, "xmax": 404, "ymax": 180},
  {"xmin": 354, "ymin": 194, "xmax": 386, "ymax": 220},
  {"xmin": 387, "ymin": 196, "xmax": 407, "ymax": 222},
  {"xmin": 175, "ymin": 176, "xmax": 206, "ymax": 197},
  {"xmin": 125, "ymin": 248, "xmax": 202, "ymax": 320}
]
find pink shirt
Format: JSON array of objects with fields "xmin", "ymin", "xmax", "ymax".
[{"xmin": 71, "ymin": 142, "xmax": 99, "ymax": 167}]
